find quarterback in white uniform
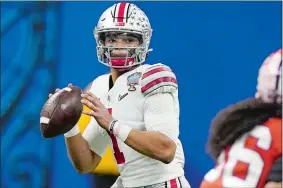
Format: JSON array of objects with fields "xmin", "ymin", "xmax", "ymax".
[{"xmin": 56, "ymin": 2, "xmax": 190, "ymax": 188}]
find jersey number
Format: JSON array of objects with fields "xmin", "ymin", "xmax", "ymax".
[
  {"xmin": 205, "ymin": 125, "xmax": 272, "ymax": 187},
  {"xmin": 107, "ymin": 108, "xmax": 125, "ymax": 164}
]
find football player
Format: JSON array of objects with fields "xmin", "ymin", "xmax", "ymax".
[
  {"xmin": 52, "ymin": 2, "xmax": 190, "ymax": 188},
  {"xmin": 200, "ymin": 48, "xmax": 282, "ymax": 188}
]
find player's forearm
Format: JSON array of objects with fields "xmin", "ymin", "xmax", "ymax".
[
  {"xmin": 65, "ymin": 134, "xmax": 101, "ymax": 173},
  {"xmin": 124, "ymin": 129, "xmax": 176, "ymax": 164}
]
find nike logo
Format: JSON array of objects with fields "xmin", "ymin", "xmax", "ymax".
[{"xmin": 118, "ymin": 93, "xmax": 128, "ymax": 101}]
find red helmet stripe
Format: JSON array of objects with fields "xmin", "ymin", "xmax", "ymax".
[{"xmin": 117, "ymin": 2, "xmax": 127, "ymax": 22}]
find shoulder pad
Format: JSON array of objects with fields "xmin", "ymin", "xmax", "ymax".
[{"xmin": 140, "ymin": 63, "xmax": 178, "ymax": 97}]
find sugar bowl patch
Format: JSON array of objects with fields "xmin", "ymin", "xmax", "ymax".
[{"xmin": 127, "ymin": 72, "xmax": 142, "ymax": 91}]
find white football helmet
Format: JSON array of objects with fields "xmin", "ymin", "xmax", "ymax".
[
  {"xmin": 256, "ymin": 48, "xmax": 282, "ymax": 104},
  {"xmin": 93, "ymin": 2, "xmax": 152, "ymax": 69}
]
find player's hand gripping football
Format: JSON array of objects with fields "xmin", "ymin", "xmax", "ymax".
[
  {"xmin": 48, "ymin": 83, "xmax": 73, "ymax": 98},
  {"xmin": 81, "ymin": 91, "xmax": 114, "ymax": 130}
]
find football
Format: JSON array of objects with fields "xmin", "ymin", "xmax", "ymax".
[{"xmin": 40, "ymin": 86, "xmax": 83, "ymax": 138}]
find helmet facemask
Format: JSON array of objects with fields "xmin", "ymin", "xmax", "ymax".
[{"xmin": 95, "ymin": 29, "xmax": 151, "ymax": 70}]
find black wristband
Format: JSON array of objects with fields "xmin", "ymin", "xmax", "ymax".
[{"xmin": 109, "ymin": 119, "xmax": 118, "ymax": 134}]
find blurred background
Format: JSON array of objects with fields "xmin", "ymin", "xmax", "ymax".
[{"xmin": 1, "ymin": 1, "xmax": 282, "ymax": 188}]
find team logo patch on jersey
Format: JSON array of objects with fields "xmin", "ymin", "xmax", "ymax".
[{"xmin": 127, "ymin": 72, "xmax": 141, "ymax": 91}]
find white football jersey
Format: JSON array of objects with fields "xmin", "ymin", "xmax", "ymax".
[{"xmin": 82, "ymin": 63, "xmax": 186, "ymax": 187}]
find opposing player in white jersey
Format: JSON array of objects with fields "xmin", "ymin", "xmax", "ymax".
[
  {"xmin": 200, "ymin": 48, "xmax": 282, "ymax": 188},
  {"xmin": 56, "ymin": 2, "xmax": 190, "ymax": 188}
]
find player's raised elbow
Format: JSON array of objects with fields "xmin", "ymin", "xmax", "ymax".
[
  {"xmin": 71, "ymin": 159, "xmax": 94, "ymax": 174},
  {"xmin": 158, "ymin": 137, "xmax": 177, "ymax": 164},
  {"xmin": 74, "ymin": 156, "xmax": 101, "ymax": 174},
  {"xmin": 68, "ymin": 151, "xmax": 100, "ymax": 175},
  {"xmin": 162, "ymin": 143, "xmax": 176, "ymax": 164},
  {"xmin": 75, "ymin": 167, "xmax": 90, "ymax": 174}
]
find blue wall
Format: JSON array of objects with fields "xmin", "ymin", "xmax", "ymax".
[{"xmin": 1, "ymin": 2, "xmax": 281, "ymax": 188}]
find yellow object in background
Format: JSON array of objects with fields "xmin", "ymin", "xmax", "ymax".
[{"xmin": 78, "ymin": 105, "xmax": 119, "ymax": 176}]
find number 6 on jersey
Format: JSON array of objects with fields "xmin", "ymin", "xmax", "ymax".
[{"xmin": 203, "ymin": 125, "xmax": 273, "ymax": 188}]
